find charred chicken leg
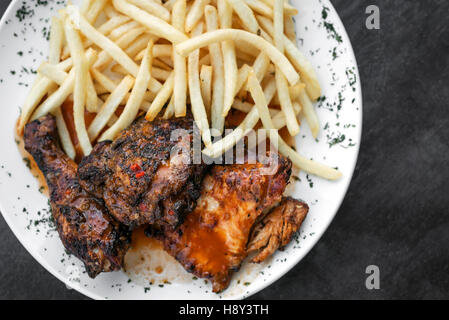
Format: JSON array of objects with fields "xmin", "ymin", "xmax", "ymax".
[{"xmin": 24, "ymin": 115, "xmax": 130, "ymax": 277}]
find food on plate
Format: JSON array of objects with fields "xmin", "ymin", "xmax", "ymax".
[
  {"xmin": 153, "ymin": 153, "xmax": 308, "ymax": 292},
  {"xmin": 247, "ymin": 197, "xmax": 309, "ymax": 263},
  {"xmin": 78, "ymin": 115, "xmax": 207, "ymax": 229},
  {"xmin": 16, "ymin": 0, "xmax": 341, "ymax": 292},
  {"xmin": 24, "ymin": 115, "xmax": 131, "ymax": 277}
]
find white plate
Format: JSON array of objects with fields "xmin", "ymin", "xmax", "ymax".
[{"xmin": 0, "ymin": 0, "xmax": 362, "ymax": 300}]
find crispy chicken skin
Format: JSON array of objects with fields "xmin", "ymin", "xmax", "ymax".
[
  {"xmin": 24, "ymin": 115, "xmax": 131, "ymax": 277},
  {"xmin": 247, "ymin": 197, "xmax": 309, "ymax": 263},
  {"xmin": 156, "ymin": 153, "xmax": 292, "ymax": 292},
  {"xmin": 78, "ymin": 115, "xmax": 207, "ymax": 229}
]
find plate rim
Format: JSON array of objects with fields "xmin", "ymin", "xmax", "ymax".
[{"xmin": 0, "ymin": 0, "xmax": 363, "ymax": 300}]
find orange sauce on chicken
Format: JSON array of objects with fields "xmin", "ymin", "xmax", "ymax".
[{"xmin": 178, "ymin": 212, "xmax": 231, "ymax": 275}]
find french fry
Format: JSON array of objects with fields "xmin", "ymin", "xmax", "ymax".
[
  {"xmin": 110, "ymin": 64, "xmax": 130, "ymax": 75},
  {"xmin": 112, "ymin": 0, "xmax": 188, "ymax": 43},
  {"xmin": 37, "ymin": 62, "xmax": 70, "ymax": 85},
  {"xmin": 247, "ymin": 71, "xmax": 341, "ymax": 180},
  {"xmin": 18, "ymin": 59, "xmax": 74, "ymax": 134},
  {"xmin": 226, "ymin": 0, "xmax": 259, "ymax": 34},
  {"xmin": 107, "ymin": 113, "xmax": 119, "ymax": 127},
  {"xmin": 48, "ymin": 15, "xmax": 76, "ymax": 160},
  {"xmin": 163, "ymin": 0, "xmax": 178, "ymax": 11},
  {"xmin": 235, "ymin": 64, "xmax": 251, "ymax": 95},
  {"xmin": 288, "ymin": 82, "xmax": 305, "ymax": 101},
  {"xmin": 284, "ymin": 14, "xmax": 296, "ymax": 42},
  {"xmin": 202, "ymin": 106, "xmax": 260, "ymax": 158},
  {"xmin": 274, "ymin": 0, "xmax": 300, "ymax": 136},
  {"xmin": 102, "ymin": 41, "xmax": 154, "ymax": 141},
  {"xmin": 104, "ymin": 3, "xmax": 120, "ymax": 18},
  {"xmin": 218, "ymin": 0, "xmax": 237, "ymax": 117},
  {"xmin": 135, "ymin": 44, "xmax": 173, "ymax": 60},
  {"xmin": 97, "ymin": 15, "xmax": 131, "ymax": 36},
  {"xmin": 146, "ymin": 72, "xmax": 174, "ymax": 121},
  {"xmin": 74, "ymin": 11, "xmax": 161, "ymax": 94},
  {"xmin": 94, "ymin": 83, "xmax": 109, "ymax": 95},
  {"xmin": 199, "ymin": 64, "xmax": 212, "ymax": 117},
  {"xmin": 185, "ymin": 0, "xmax": 209, "ymax": 32},
  {"xmin": 188, "ymin": 22, "xmax": 211, "ymax": 147},
  {"xmin": 128, "ymin": 34, "xmax": 156, "ymax": 59},
  {"xmin": 64, "ymin": 18, "xmax": 92, "ymax": 155},
  {"xmin": 231, "ymin": 99, "xmax": 253, "ymax": 113},
  {"xmin": 203, "ymin": 75, "xmax": 276, "ymax": 158},
  {"xmin": 85, "ymin": 0, "xmax": 108, "ymax": 24},
  {"xmin": 54, "ymin": 108, "xmax": 76, "ymax": 160},
  {"xmin": 49, "ymin": 17, "xmax": 64, "ymax": 64},
  {"xmin": 244, "ymin": 52, "xmax": 270, "ymax": 91},
  {"xmin": 75, "ymin": 11, "xmax": 140, "ymax": 76},
  {"xmin": 157, "ymin": 56, "xmax": 174, "ymax": 68},
  {"xmin": 108, "ymin": 20, "xmax": 141, "ymax": 41},
  {"xmin": 297, "ymin": 87, "xmax": 320, "ymax": 138},
  {"xmin": 175, "ymin": 29, "xmax": 299, "ymax": 85},
  {"xmin": 284, "ymin": 38, "xmax": 321, "ymax": 101},
  {"xmin": 31, "ymin": 50, "xmax": 97, "ymax": 121},
  {"xmin": 91, "ymin": 69, "xmax": 118, "ymax": 93},
  {"xmin": 259, "ymin": 0, "xmax": 298, "ymax": 16},
  {"xmin": 271, "ymin": 100, "xmax": 301, "ymax": 130},
  {"xmin": 173, "ymin": 0, "xmax": 187, "ymax": 117},
  {"xmin": 257, "ymin": 14, "xmax": 321, "ymax": 100},
  {"xmin": 232, "ymin": 100, "xmax": 280, "ymax": 117},
  {"xmin": 88, "ymin": 75, "xmax": 135, "ymax": 140},
  {"xmin": 205, "ymin": 5, "xmax": 225, "ymax": 133},
  {"xmin": 93, "ymin": 67, "xmax": 156, "ymax": 105},
  {"xmin": 243, "ymin": 0, "xmax": 272, "ymax": 17},
  {"xmin": 162, "ymin": 95, "xmax": 175, "ymax": 119},
  {"xmin": 151, "ymin": 44, "xmax": 174, "ymax": 58},
  {"xmin": 30, "ymin": 71, "xmax": 73, "ymax": 120},
  {"xmin": 150, "ymin": 67, "xmax": 172, "ymax": 81},
  {"xmin": 94, "ymin": 27, "xmax": 146, "ymax": 69},
  {"xmin": 85, "ymin": 71, "xmax": 99, "ymax": 112},
  {"xmin": 80, "ymin": 0, "xmax": 93, "ymax": 16},
  {"xmin": 62, "ymin": 14, "xmax": 132, "ymax": 59},
  {"xmin": 128, "ymin": 0, "xmax": 171, "ymax": 22}
]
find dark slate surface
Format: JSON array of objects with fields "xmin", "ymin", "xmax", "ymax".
[{"xmin": 1, "ymin": 0, "xmax": 448, "ymax": 300}]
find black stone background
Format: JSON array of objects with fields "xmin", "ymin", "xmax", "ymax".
[{"xmin": 1, "ymin": 0, "xmax": 448, "ymax": 300}]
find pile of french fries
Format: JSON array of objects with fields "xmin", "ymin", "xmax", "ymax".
[{"xmin": 17, "ymin": 0, "xmax": 341, "ymax": 180}]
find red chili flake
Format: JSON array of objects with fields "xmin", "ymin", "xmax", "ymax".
[
  {"xmin": 65, "ymin": 189, "xmax": 71, "ymax": 195},
  {"xmin": 139, "ymin": 203, "xmax": 147, "ymax": 211},
  {"xmin": 135, "ymin": 171, "xmax": 145, "ymax": 179},
  {"xmin": 130, "ymin": 163, "xmax": 142, "ymax": 172},
  {"xmin": 168, "ymin": 210, "xmax": 175, "ymax": 216}
]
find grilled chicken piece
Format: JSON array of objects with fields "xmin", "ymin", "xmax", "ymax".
[
  {"xmin": 78, "ymin": 115, "xmax": 207, "ymax": 229},
  {"xmin": 24, "ymin": 115, "xmax": 130, "ymax": 277},
  {"xmin": 156, "ymin": 153, "xmax": 292, "ymax": 292},
  {"xmin": 247, "ymin": 197, "xmax": 309, "ymax": 263}
]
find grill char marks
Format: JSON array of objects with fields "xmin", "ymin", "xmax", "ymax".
[
  {"xmin": 78, "ymin": 115, "xmax": 207, "ymax": 229},
  {"xmin": 24, "ymin": 115, "xmax": 131, "ymax": 278}
]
